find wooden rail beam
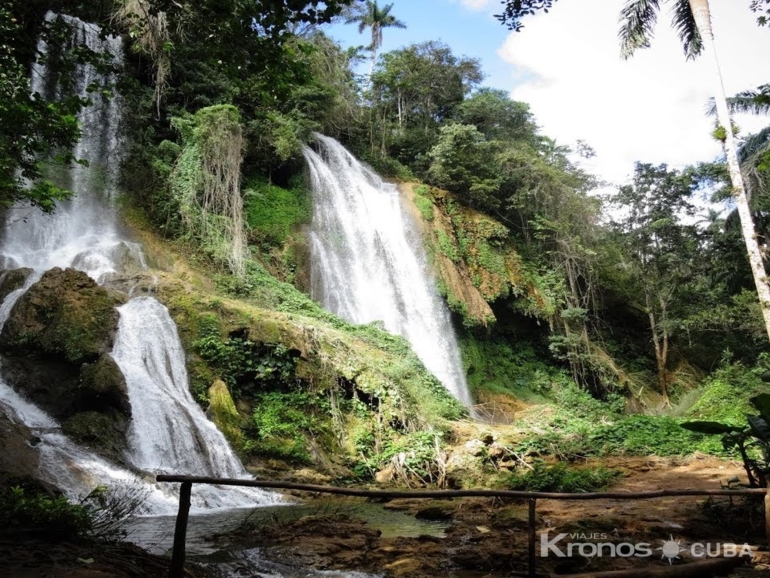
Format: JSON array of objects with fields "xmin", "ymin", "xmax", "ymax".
[{"xmin": 154, "ymin": 475, "xmax": 767, "ymax": 500}]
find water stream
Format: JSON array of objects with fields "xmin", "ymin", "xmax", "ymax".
[{"xmin": 304, "ymin": 135, "xmax": 472, "ymax": 406}]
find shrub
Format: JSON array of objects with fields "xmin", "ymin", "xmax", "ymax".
[{"xmin": 502, "ymin": 461, "xmax": 622, "ymax": 493}]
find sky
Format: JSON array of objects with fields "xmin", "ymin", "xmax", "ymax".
[{"xmin": 327, "ymin": 0, "xmax": 770, "ymax": 188}]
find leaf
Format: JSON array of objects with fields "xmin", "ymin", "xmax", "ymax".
[
  {"xmin": 747, "ymin": 415, "xmax": 770, "ymax": 442},
  {"xmin": 751, "ymin": 393, "xmax": 770, "ymax": 420},
  {"xmin": 680, "ymin": 421, "xmax": 741, "ymax": 435}
]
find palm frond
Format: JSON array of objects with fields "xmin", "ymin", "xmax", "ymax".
[
  {"xmin": 671, "ymin": 0, "xmax": 702, "ymax": 60},
  {"xmin": 707, "ymin": 86, "xmax": 770, "ymax": 117},
  {"xmin": 619, "ymin": 0, "xmax": 661, "ymax": 59},
  {"xmin": 739, "ymin": 126, "xmax": 770, "ymax": 203},
  {"xmin": 739, "ymin": 126, "xmax": 770, "ymax": 165}
]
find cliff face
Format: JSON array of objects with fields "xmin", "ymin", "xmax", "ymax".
[{"xmin": 400, "ymin": 183, "xmax": 555, "ymax": 327}]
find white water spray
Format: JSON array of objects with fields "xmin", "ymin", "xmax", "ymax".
[{"xmin": 304, "ymin": 135, "xmax": 472, "ymax": 406}]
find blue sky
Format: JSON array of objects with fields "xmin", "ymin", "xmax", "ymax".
[
  {"xmin": 327, "ymin": 1, "xmax": 516, "ymax": 90},
  {"xmin": 326, "ymin": 0, "xmax": 770, "ymax": 187}
]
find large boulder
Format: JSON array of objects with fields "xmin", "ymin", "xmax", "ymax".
[
  {"xmin": 0, "ymin": 267, "xmax": 125, "ymax": 364},
  {"xmin": 78, "ymin": 355, "xmax": 131, "ymax": 417},
  {"xmin": 61, "ymin": 410, "xmax": 128, "ymax": 465}
]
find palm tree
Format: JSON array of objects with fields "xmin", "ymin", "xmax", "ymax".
[
  {"xmin": 620, "ymin": 0, "xmax": 770, "ymax": 345},
  {"xmin": 346, "ymin": 1, "xmax": 406, "ymax": 83},
  {"xmin": 708, "ymin": 84, "xmax": 770, "ymax": 116}
]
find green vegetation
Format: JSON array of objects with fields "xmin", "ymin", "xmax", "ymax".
[
  {"xmin": 247, "ymin": 391, "xmax": 331, "ymax": 463},
  {"xmin": 502, "ymin": 462, "xmax": 622, "ymax": 493},
  {"xmin": 244, "ymin": 177, "xmax": 311, "ymax": 246},
  {"xmin": 682, "ymin": 390, "xmax": 770, "ymax": 487},
  {"xmin": 0, "ymin": 483, "xmax": 142, "ymax": 541}
]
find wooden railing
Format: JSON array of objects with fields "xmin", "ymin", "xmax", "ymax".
[{"xmin": 155, "ymin": 475, "xmax": 769, "ymax": 578}]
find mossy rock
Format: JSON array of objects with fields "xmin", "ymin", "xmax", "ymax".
[
  {"xmin": 61, "ymin": 410, "xmax": 128, "ymax": 464},
  {"xmin": 0, "ymin": 268, "xmax": 33, "ymax": 303},
  {"xmin": 78, "ymin": 355, "xmax": 131, "ymax": 417},
  {"xmin": 207, "ymin": 379, "xmax": 243, "ymax": 450},
  {"xmin": 0, "ymin": 267, "xmax": 125, "ymax": 364}
]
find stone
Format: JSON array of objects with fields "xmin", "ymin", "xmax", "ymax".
[
  {"xmin": 0, "ymin": 268, "xmax": 33, "ymax": 303},
  {"xmin": 62, "ymin": 411, "xmax": 128, "ymax": 465},
  {"xmin": 0, "ymin": 267, "xmax": 125, "ymax": 364},
  {"xmin": 207, "ymin": 379, "xmax": 243, "ymax": 449},
  {"xmin": 375, "ymin": 464, "xmax": 395, "ymax": 484},
  {"xmin": 78, "ymin": 355, "xmax": 131, "ymax": 417},
  {"xmin": 463, "ymin": 439, "xmax": 486, "ymax": 457}
]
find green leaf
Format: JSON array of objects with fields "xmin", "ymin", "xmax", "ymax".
[{"xmin": 680, "ymin": 421, "xmax": 741, "ymax": 435}]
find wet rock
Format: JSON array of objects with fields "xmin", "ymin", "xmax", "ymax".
[
  {"xmin": 0, "ymin": 411, "xmax": 40, "ymax": 484},
  {"xmin": 0, "ymin": 354, "xmax": 81, "ymax": 420},
  {"xmin": 0, "ymin": 267, "xmax": 33, "ymax": 303},
  {"xmin": 414, "ymin": 505, "xmax": 454, "ymax": 520},
  {"xmin": 61, "ymin": 410, "xmax": 128, "ymax": 464},
  {"xmin": 78, "ymin": 355, "xmax": 131, "ymax": 417},
  {"xmin": 0, "ymin": 267, "xmax": 125, "ymax": 364}
]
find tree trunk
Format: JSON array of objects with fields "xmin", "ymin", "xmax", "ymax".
[
  {"xmin": 690, "ymin": 0, "xmax": 770, "ymax": 344},
  {"xmin": 647, "ymin": 294, "xmax": 669, "ymax": 405}
]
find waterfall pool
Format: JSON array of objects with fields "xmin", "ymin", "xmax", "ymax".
[{"xmin": 125, "ymin": 500, "xmax": 448, "ymax": 555}]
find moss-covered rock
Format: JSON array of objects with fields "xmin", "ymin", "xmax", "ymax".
[
  {"xmin": 61, "ymin": 411, "xmax": 128, "ymax": 464},
  {"xmin": 0, "ymin": 267, "xmax": 125, "ymax": 364},
  {"xmin": 78, "ymin": 355, "xmax": 131, "ymax": 417},
  {"xmin": 207, "ymin": 379, "xmax": 243, "ymax": 450},
  {"xmin": 401, "ymin": 183, "xmax": 557, "ymax": 325},
  {"xmin": 0, "ymin": 268, "xmax": 33, "ymax": 303}
]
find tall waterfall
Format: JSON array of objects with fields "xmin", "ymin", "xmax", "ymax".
[
  {"xmin": 0, "ymin": 13, "xmax": 276, "ymax": 512},
  {"xmin": 304, "ymin": 135, "xmax": 472, "ymax": 406}
]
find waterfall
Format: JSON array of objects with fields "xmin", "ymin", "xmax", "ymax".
[
  {"xmin": 2, "ymin": 12, "xmax": 143, "ymax": 281},
  {"xmin": 114, "ymin": 297, "xmax": 246, "ymax": 478},
  {"xmin": 304, "ymin": 135, "xmax": 472, "ymax": 406},
  {"xmin": 0, "ymin": 13, "xmax": 276, "ymax": 512}
]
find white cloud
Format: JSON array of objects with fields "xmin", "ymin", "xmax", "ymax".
[
  {"xmin": 448, "ymin": 0, "xmax": 492, "ymax": 11},
  {"xmin": 496, "ymin": 0, "xmax": 770, "ymax": 186},
  {"xmin": 461, "ymin": 0, "xmax": 491, "ymax": 9}
]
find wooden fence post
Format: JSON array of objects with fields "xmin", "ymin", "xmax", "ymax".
[
  {"xmin": 169, "ymin": 481, "xmax": 192, "ymax": 578},
  {"xmin": 765, "ymin": 488, "xmax": 770, "ymax": 548},
  {"xmin": 528, "ymin": 497, "xmax": 537, "ymax": 578}
]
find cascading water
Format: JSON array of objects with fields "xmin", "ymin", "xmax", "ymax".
[
  {"xmin": 0, "ymin": 13, "xmax": 276, "ymax": 512},
  {"xmin": 2, "ymin": 13, "xmax": 143, "ymax": 281},
  {"xmin": 304, "ymin": 135, "xmax": 473, "ymax": 406}
]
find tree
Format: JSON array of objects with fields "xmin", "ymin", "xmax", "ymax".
[
  {"xmin": 0, "ymin": 4, "xmax": 106, "ymax": 213},
  {"xmin": 345, "ymin": 0, "xmax": 406, "ymax": 83},
  {"xmin": 619, "ymin": 0, "xmax": 770, "ymax": 345},
  {"xmin": 612, "ymin": 163, "xmax": 701, "ymax": 405},
  {"xmin": 498, "ymin": 0, "xmax": 770, "ymax": 345}
]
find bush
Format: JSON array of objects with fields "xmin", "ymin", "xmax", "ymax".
[
  {"xmin": 245, "ymin": 391, "xmax": 331, "ymax": 463},
  {"xmin": 244, "ymin": 177, "xmax": 311, "ymax": 246},
  {"xmin": 0, "ymin": 483, "xmax": 145, "ymax": 541},
  {"xmin": 0, "ymin": 485, "xmax": 92, "ymax": 539},
  {"xmin": 502, "ymin": 461, "xmax": 622, "ymax": 493}
]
